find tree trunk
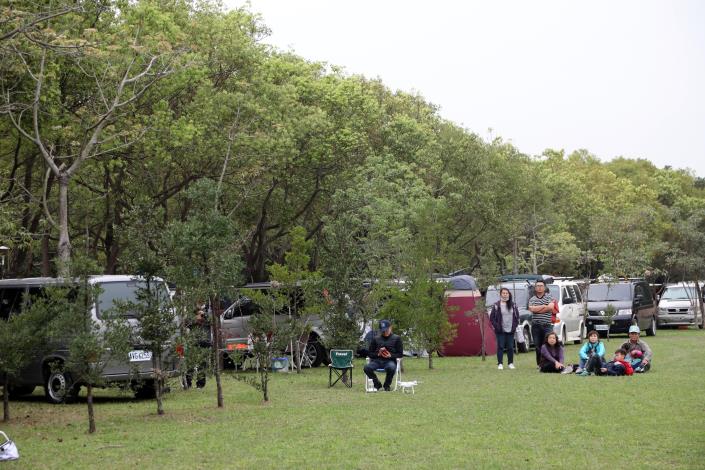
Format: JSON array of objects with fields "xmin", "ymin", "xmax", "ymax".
[
  {"xmin": 428, "ymin": 352, "xmax": 433, "ymax": 370},
  {"xmin": 211, "ymin": 308, "xmax": 223, "ymax": 408},
  {"xmin": 262, "ymin": 369, "xmax": 269, "ymax": 402},
  {"xmin": 294, "ymin": 340, "xmax": 301, "ymax": 374},
  {"xmin": 154, "ymin": 356, "xmax": 164, "ymax": 416},
  {"xmin": 696, "ymin": 281, "xmax": 705, "ymax": 329},
  {"xmin": 57, "ymin": 173, "xmax": 71, "ymax": 277},
  {"xmin": 87, "ymin": 383, "xmax": 96, "ymax": 434},
  {"xmin": 2, "ymin": 375, "xmax": 9, "ymax": 422}
]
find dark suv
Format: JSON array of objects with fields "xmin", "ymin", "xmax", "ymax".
[{"xmin": 584, "ymin": 281, "xmax": 658, "ymax": 336}]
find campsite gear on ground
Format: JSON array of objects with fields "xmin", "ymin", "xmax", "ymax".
[
  {"xmin": 0, "ymin": 431, "xmax": 19, "ymax": 462},
  {"xmin": 271, "ymin": 357, "xmax": 289, "ymax": 372},
  {"xmin": 328, "ymin": 349, "xmax": 354, "ymax": 388}
]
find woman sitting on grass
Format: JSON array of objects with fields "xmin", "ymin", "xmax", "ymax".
[{"xmin": 539, "ymin": 332, "xmax": 567, "ymax": 373}]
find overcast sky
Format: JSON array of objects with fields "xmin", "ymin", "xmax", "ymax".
[{"xmin": 226, "ymin": 1, "xmax": 705, "ymax": 177}]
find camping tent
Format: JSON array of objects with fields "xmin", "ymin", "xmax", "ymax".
[{"xmin": 442, "ymin": 275, "xmax": 497, "ymax": 356}]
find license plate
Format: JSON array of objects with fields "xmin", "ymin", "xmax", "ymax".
[
  {"xmin": 129, "ymin": 350, "xmax": 152, "ymax": 362},
  {"xmin": 595, "ymin": 324, "xmax": 609, "ymax": 331}
]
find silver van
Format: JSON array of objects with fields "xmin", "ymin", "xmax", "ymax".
[
  {"xmin": 220, "ymin": 282, "xmax": 327, "ymax": 367},
  {"xmin": 657, "ymin": 282, "xmax": 703, "ymax": 328},
  {"xmin": 0, "ymin": 275, "xmax": 179, "ymax": 403}
]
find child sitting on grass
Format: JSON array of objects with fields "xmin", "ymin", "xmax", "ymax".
[
  {"xmin": 598, "ymin": 348, "xmax": 634, "ymax": 376},
  {"xmin": 576, "ymin": 330, "xmax": 605, "ymax": 375}
]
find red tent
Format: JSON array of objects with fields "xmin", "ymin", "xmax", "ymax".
[{"xmin": 442, "ymin": 289, "xmax": 496, "ymax": 356}]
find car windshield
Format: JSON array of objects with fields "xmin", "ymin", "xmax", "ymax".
[
  {"xmin": 486, "ymin": 285, "xmax": 530, "ymax": 307},
  {"xmin": 587, "ymin": 284, "xmax": 632, "ymax": 302},
  {"xmin": 661, "ymin": 287, "xmax": 698, "ymax": 300},
  {"xmin": 97, "ymin": 280, "xmax": 170, "ymax": 318}
]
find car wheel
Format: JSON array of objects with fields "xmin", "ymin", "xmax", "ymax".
[
  {"xmin": 305, "ymin": 338, "xmax": 325, "ymax": 367},
  {"xmin": 561, "ymin": 326, "xmax": 567, "ymax": 344},
  {"xmin": 645, "ymin": 317, "xmax": 657, "ymax": 336},
  {"xmin": 574, "ymin": 324, "xmax": 585, "ymax": 344},
  {"xmin": 44, "ymin": 367, "xmax": 76, "ymax": 404}
]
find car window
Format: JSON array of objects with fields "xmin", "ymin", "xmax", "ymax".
[
  {"xmin": 0, "ymin": 287, "xmax": 25, "ymax": 320},
  {"xmin": 634, "ymin": 284, "xmax": 645, "ymax": 301},
  {"xmin": 486, "ymin": 285, "xmax": 530, "ymax": 307},
  {"xmin": 661, "ymin": 287, "xmax": 698, "ymax": 300},
  {"xmin": 547, "ymin": 285, "xmax": 559, "ymax": 299},
  {"xmin": 573, "ymin": 285, "xmax": 583, "ymax": 302},
  {"xmin": 587, "ymin": 284, "xmax": 632, "ymax": 301},
  {"xmin": 559, "ymin": 287, "xmax": 567, "ymax": 302},
  {"xmin": 97, "ymin": 280, "xmax": 171, "ymax": 319},
  {"xmin": 565, "ymin": 287, "xmax": 578, "ymax": 303}
]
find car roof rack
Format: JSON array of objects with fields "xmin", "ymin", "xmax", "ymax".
[{"xmin": 499, "ymin": 274, "xmax": 554, "ymax": 284}]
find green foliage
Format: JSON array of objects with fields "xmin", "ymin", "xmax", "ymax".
[
  {"xmin": 379, "ymin": 274, "xmax": 456, "ymax": 369},
  {"xmin": 0, "ymin": 285, "xmax": 55, "ymax": 421},
  {"xmin": 1, "ymin": 0, "xmax": 705, "ymax": 301}
]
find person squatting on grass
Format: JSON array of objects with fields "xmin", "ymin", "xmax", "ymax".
[
  {"xmin": 620, "ymin": 325, "xmax": 653, "ymax": 372},
  {"xmin": 364, "ymin": 319, "xmax": 404, "ymax": 391},
  {"xmin": 528, "ymin": 279, "xmax": 556, "ymax": 367},
  {"xmin": 598, "ymin": 348, "xmax": 634, "ymax": 376},
  {"xmin": 539, "ymin": 332, "xmax": 567, "ymax": 373},
  {"xmin": 489, "ymin": 287, "xmax": 520, "ymax": 370},
  {"xmin": 576, "ymin": 330, "xmax": 606, "ymax": 375}
]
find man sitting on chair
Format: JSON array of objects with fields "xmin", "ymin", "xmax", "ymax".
[{"xmin": 364, "ymin": 319, "xmax": 404, "ymax": 391}]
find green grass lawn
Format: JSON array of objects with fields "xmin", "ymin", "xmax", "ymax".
[{"xmin": 3, "ymin": 329, "xmax": 705, "ymax": 469}]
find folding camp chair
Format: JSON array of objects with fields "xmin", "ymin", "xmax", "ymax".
[
  {"xmin": 328, "ymin": 349, "xmax": 354, "ymax": 388},
  {"xmin": 364, "ymin": 357, "xmax": 401, "ymax": 392}
]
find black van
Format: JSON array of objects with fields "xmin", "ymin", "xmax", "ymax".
[{"xmin": 584, "ymin": 281, "xmax": 658, "ymax": 336}]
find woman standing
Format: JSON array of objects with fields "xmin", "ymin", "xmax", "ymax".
[{"xmin": 489, "ymin": 287, "xmax": 520, "ymax": 370}]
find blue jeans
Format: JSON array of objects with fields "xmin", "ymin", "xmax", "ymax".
[
  {"xmin": 495, "ymin": 331, "xmax": 514, "ymax": 365},
  {"xmin": 364, "ymin": 359, "xmax": 397, "ymax": 388}
]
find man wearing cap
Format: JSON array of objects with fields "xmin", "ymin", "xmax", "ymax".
[
  {"xmin": 363, "ymin": 320, "xmax": 404, "ymax": 391},
  {"xmin": 620, "ymin": 325, "xmax": 653, "ymax": 372}
]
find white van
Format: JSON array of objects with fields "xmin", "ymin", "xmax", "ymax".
[
  {"xmin": 657, "ymin": 282, "xmax": 703, "ymax": 328},
  {"xmin": 0, "ymin": 275, "xmax": 179, "ymax": 403},
  {"xmin": 551, "ymin": 279, "xmax": 587, "ymax": 344}
]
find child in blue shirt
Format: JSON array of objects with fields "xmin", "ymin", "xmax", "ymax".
[{"xmin": 576, "ymin": 330, "xmax": 605, "ymax": 375}]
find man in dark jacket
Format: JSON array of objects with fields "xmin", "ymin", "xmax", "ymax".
[{"xmin": 363, "ymin": 319, "xmax": 404, "ymax": 391}]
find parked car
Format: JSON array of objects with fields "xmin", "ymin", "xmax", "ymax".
[
  {"xmin": 220, "ymin": 282, "xmax": 327, "ymax": 367},
  {"xmin": 584, "ymin": 281, "xmax": 658, "ymax": 336},
  {"xmin": 551, "ymin": 279, "xmax": 587, "ymax": 344},
  {"xmin": 657, "ymin": 282, "xmax": 703, "ymax": 329},
  {"xmin": 0, "ymin": 275, "xmax": 179, "ymax": 403}
]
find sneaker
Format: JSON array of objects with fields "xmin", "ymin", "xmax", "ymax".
[
  {"xmin": 383, "ymin": 386, "xmax": 391, "ymax": 392},
  {"xmin": 497, "ymin": 364, "xmax": 504, "ymax": 370},
  {"xmin": 578, "ymin": 370, "xmax": 589, "ymax": 377},
  {"xmin": 561, "ymin": 367, "xmax": 573, "ymax": 375},
  {"xmin": 574, "ymin": 367, "xmax": 583, "ymax": 374},
  {"xmin": 508, "ymin": 363, "xmax": 515, "ymax": 370}
]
